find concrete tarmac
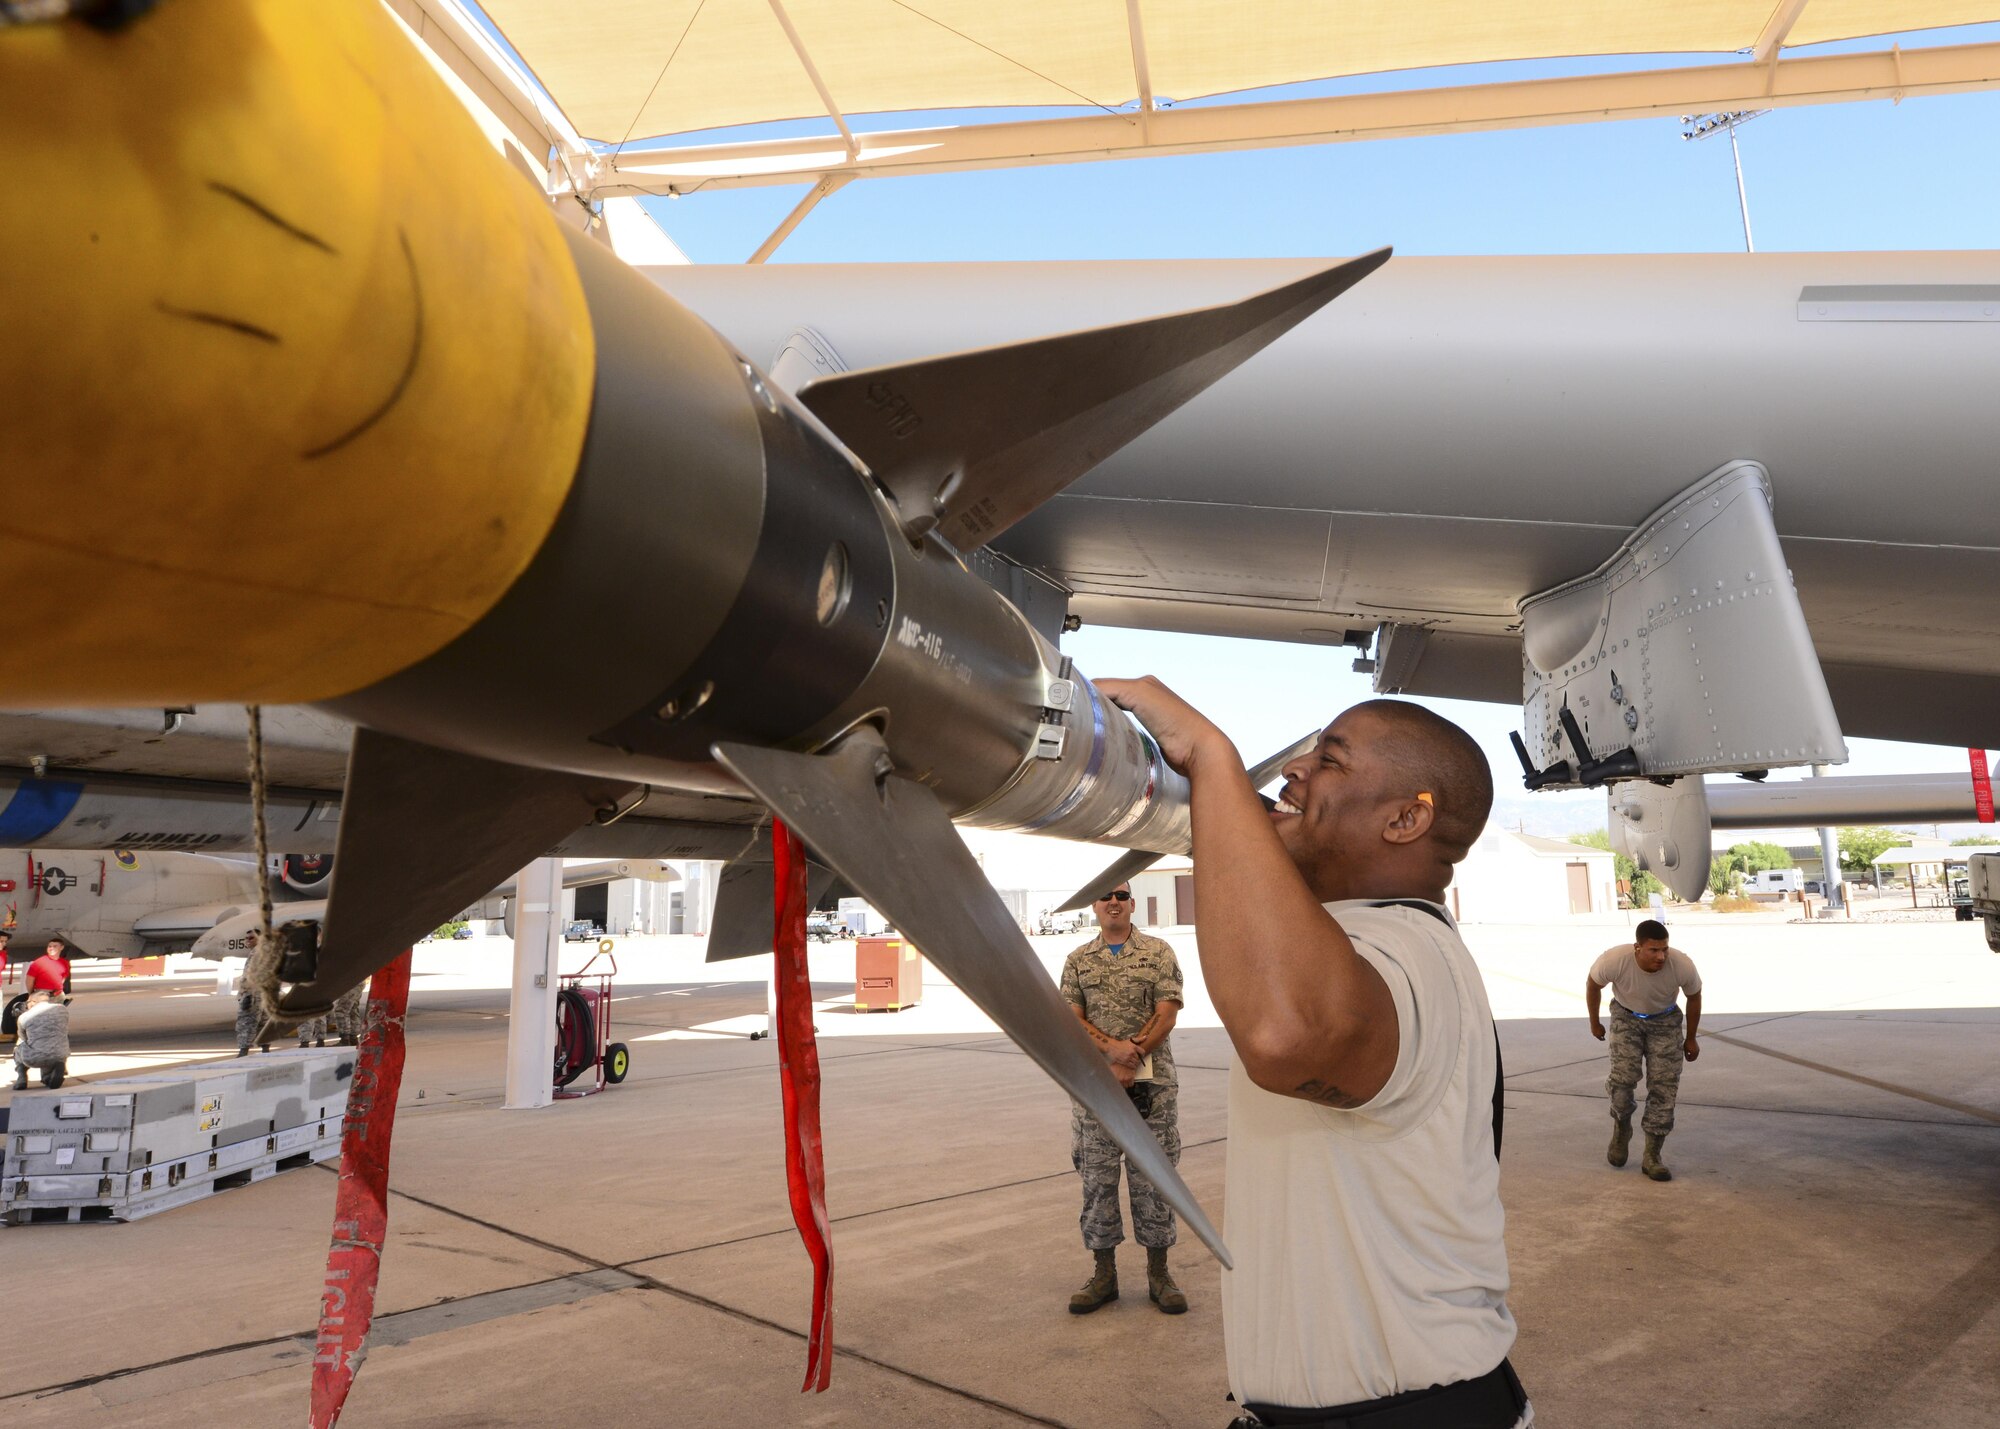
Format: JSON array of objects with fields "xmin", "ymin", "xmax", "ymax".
[{"xmin": 3, "ymin": 916, "xmax": 1997, "ymax": 1427}]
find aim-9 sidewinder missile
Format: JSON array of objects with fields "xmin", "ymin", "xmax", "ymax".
[{"xmin": 1, "ymin": 0, "xmax": 1389, "ymax": 1262}]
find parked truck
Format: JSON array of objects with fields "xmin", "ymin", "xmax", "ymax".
[
  {"xmin": 1749, "ymin": 869, "xmax": 1805, "ymax": 895},
  {"xmin": 1969, "ymin": 854, "xmax": 2000, "ymax": 953}
]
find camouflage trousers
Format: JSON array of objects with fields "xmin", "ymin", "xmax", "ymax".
[
  {"xmin": 331, "ymin": 982, "xmax": 368, "ymax": 1042},
  {"xmin": 235, "ymin": 990, "xmax": 266, "ymax": 1053},
  {"xmin": 1072, "ymin": 1083, "xmax": 1180, "ymax": 1251},
  {"xmin": 1607, "ymin": 1003, "xmax": 1683, "ymax": 1136},
  {"xmin": 237, "ymin": 982, "xmax": 366, "ymax": 1053}
]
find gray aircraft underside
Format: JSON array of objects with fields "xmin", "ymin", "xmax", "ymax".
[
  {"xmin": 2, "ymin": 252, "xmax": 1992, "ymax": 865},
  {"xmin": 652, "ymin": 250, "xmax": 2000, "ymax": 751}
]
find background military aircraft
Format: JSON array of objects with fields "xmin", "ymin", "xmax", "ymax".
[{"xmin": 0, "ymin": 849, "xmax": 286, "ymax": 964}]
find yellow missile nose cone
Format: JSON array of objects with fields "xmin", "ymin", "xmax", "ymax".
[{"xmin": 0, "ymin": 0, "xmax": 594, "ymax": 706}]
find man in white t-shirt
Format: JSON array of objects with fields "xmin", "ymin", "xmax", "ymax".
[
  {"xmin": 1100, "ymin": 683, "xmax": 1528, "ymax": 1429},
  {"xmin": 1586, "ymin": 922, "xmax": 1701, "ymax": 1182}
]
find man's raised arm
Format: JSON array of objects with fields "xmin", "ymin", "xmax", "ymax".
[{"xmin": 1099, "ymin": 678, "xmax": 1398, "ymax": 1109}]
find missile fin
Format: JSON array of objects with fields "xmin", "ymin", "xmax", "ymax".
[
  {"xmin": 1053, "ymin": 729, "xmax": 1322, "ymax": 914},
  {"xmin": 713, "ymin": 731, "xmax": 1231, "ymax": 1267},
  {"xmin": 797, "ymin": 248, "xmax": 1389, "ymax": 550},
  {"xmin": 276, "ymin": 729, "xmax": 637, "ymax": 1015},
  {"xmin": 706, "ymin": 853, "xmax": 847, "ymax": 961},
  {"xmin": 1053, "ymin": 847, "xmax": 1166, "ymax": 916}
]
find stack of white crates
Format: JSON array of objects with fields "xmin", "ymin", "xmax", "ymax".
[{"xmin": 3, "ymin": 1047, "xmax": 353, "ymax": 1225}]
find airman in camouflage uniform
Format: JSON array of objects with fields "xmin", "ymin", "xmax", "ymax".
[
  {"xmin": 1058, "ymin": 884, "xmax": 1187, "ymax": 1315},
  {"xmin": 1587, "ymin": 919, "xmax": 1702, "ymax": 1182},
  {"xmin": 234, "ymin": 929, "xmax": 271, "ymax": 1056}
]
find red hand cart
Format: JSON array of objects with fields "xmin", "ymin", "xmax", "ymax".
[{"xmin": 553, "ymin": 947, "xmax": 631, "ymax": 1098}]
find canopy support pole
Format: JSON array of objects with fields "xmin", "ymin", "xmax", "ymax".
[{"xmin": 749, "ymin": 174, "xmax": 852, "ymax": 263}]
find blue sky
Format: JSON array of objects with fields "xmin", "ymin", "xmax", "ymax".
[{"xmin": 470, "ymin": 11, "xmax": 1999, "ymax": 836}]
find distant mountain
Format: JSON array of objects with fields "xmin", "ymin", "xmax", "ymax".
[{"xmin": 1488, "ymin": 790, "xmax": 1603, "ymax": 840}]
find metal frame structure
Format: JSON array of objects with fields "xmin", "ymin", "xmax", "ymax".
[
  {"xmin": 594, "ymin": 39, "xmax": 2000, "ymax": 197},
  {"xmin": 393, "ymin": 2, "xmax": 2000, "ymax": 259},
  {"xmin": 386, "ymin": 0, "xmax": 597, "ymax": 196}
]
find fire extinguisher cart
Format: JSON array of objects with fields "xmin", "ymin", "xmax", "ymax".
[{"xmin": 553, "ymin": 947, "xmax": 630, "ymax": 1098}]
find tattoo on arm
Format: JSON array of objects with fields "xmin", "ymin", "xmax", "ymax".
[
  {"xmin": 1130, "ymin": 1008, "xmax": 1165, "ymax": 1054},
  {"xmin": 1292, "ymin": 1077, "xmax": 1363, "ymax": 1109}
]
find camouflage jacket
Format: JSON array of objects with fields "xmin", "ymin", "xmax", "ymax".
[
  {"xmin": 14, "ymin": 996, "xmax": 70, "ymax": 1067},
  {"xmin": 1059, "ymin": 929, "xmax": 1184, "ymax": 1086}
]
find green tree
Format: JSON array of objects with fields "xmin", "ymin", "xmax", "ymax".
[
  {"xmin": 1570, "ymin": 829, "xmax": 1660, "ymax": 905},
  {"xmin": 1837, "ymin": 826, "xmax": 1902, "ymax": 873},
  {"xmin": 1953, "ymin": 836, "xmax": 1999, "ymax": 846},
  {"xmin": 1708, "ymin": 854, "xmax": 1744, "ymax": 897},
  {"xmin": 1728, "ymin": 840, "xmax": 1792, "ymax": 874}
]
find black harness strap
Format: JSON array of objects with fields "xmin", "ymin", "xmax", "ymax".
[{"xmin": 1365, "ymin": 900, "xmax": 1503, "ymax": 1160}]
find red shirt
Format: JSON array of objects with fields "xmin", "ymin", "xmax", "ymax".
[{"xmin": 26, "ymin": 953, "xmax": 69, "ymax": 993}]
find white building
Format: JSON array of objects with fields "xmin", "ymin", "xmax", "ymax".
[
  {"xmin": 1449, "ymin": 831, "xmax": 1619, "ymax": 921},
  {"xmin": 1130, "ymin": 856, "xmax": 1195, "ymax": 929},
  {"xmin": 967, "ymin": 823, "xmax": 1619, "ymax": 933}
]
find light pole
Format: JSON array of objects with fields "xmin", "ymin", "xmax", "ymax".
[{"xmin": 1681, "ymin": 110, "xmax": 1769, "ymax": 253}]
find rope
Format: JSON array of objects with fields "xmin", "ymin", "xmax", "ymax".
[{"xmin": 243, "ymin": 705, "xmax": 293, "ymax": 1037}]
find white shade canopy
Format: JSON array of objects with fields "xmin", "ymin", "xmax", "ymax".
[{"xmin": 476, "ymin": 0, "xmax": 2000, "ymax": 143}]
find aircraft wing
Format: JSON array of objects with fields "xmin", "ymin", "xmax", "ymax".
[
  {"xmin": 0, "ymin": 705, "xmax": 771, "ymax": 858},
  {"xmin": 651, "ymin": 252, "xmax": 2000, "ymax": 751}
]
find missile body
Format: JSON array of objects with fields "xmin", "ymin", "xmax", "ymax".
[{"xmin": 328, "ymin": 228, "xmax": 1192, "ymax": 857}]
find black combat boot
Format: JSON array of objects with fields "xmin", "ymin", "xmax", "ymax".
[
  {"xmin": 1642, "ymin": 1132, "xmax": 1672, "ymax": 1181},
  {"xmin": 1068, "ymin": 1249, "xmax": 1118, "ymax": 1314},
  {"xmin": 11, "ymin": 1065, "xmax": 25, "ymax": 1091},
  {"xmin": 1607, "ymin": 1115, "xmax": 1632, "ymax": 1168},
  {"xmin": 1147, "ymin": 1246, "xmax": 1187, "ymax": 1314}
]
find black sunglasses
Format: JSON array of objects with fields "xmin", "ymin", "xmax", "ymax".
[{"xmin": 1098, "ymin": 890, "xmax": 1133, "ymax": 901}]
